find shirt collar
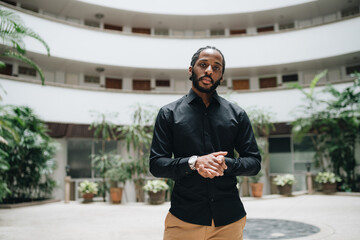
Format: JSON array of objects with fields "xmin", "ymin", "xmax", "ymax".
[{"xmin": 187, "ymin": 88, "xmax": 221, "ymax": 104}]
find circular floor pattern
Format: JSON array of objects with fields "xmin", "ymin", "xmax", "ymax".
[{"xmin": 243, "ymin": 219, "xmax": 320, "ymax": 239}]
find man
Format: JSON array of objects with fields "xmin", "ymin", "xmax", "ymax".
[{"xmin": 149, "ymin": 46, "xmax": 261, "ymax": 240}]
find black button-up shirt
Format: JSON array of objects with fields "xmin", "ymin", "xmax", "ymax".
[{"xmin": 150, "ymin": 89, "xmax": 261, "ymax": 227}]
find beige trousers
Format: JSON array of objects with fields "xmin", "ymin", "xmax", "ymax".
[{"xmin": 163, "ymin": 212, "xmax": 246, "ymax": 240}]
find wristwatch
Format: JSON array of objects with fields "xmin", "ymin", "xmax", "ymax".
[{"xmin": 188, "ymin": 155, "xmax": 198, "ymax": 171}]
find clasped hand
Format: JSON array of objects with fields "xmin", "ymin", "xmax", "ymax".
[{"xmin": 196, "ymin": 151, "xmax": 228, "ymax": 179}]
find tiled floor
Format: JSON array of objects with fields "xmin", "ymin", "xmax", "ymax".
[{"xmin": 0, "ymin": 194, "xmax": 359, "ymax": 240}]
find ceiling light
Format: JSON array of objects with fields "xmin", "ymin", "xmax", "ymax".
[
  {"xmin": 95, "ymin": 13, "xmax": 104, "ymax": 19},
  {"xmin": 96, "ymin": 67, "xmax": 105, "ymax": 73}
]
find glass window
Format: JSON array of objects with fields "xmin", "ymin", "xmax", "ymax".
[
  {"xmin": 68, "ymin": 139, "xmax": 93, "ymax": 178},
  {"xmin": 154, "ymin": 29, "xmax": 169, "ymax": 36},
  {"xmin": 68, "ymin": 139, "xmax": 118, "ymax": 178},
  {"xmin": 346, "ymin": 65, "xmax": 360, "ymax": 75},
  {"xmin": 19, "ymin": 66, "xmax": 36, "ymax": 77},
  {"xmin": 279, "ymin": 22, "xmax": 295, "ymax": 30},
  {"xmin": 210, "ymin": 29, "xmax": 225, "ymax": 36},
  {"xmin": 293, "ymin": 136, "xmax": 315, "ymax": 162},
  {"xmin": 269, "ymin": 137, "xmax": 292, "ymax": 173},
  {"xmin": 282, "ymin": 74, "xmax": 298, "ymax": 83},
  {"xmin": 84, "ymin": 20, "xmax": 100, "ymax": 28},
  {"xmin": 84, "ymin": 75, "xmax": 100, "ymax": 84}
]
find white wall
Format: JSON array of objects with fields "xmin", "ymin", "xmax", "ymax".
[
  {"xmin": 0, "ymin": 78, "xmax": 353, "ymax": 125},
  {"xmin": 52, "ymin": 138, "xmax": 67, "ymax": 200},
  {"xmin": 6, "ymin": 6, "xmax": 359, "ymax": 70}
]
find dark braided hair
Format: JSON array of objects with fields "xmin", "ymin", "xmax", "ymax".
[{"xmin": 190, "ymin": 46, "xmax": 226, "ymax": 74}]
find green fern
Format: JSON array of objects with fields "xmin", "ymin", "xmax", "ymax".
[{"xmin": 0, "ymin": 8, "xmax": 50, "ymax": 85}]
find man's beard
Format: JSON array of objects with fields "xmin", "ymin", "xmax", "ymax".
[{"xmin": 190, "ymin": 70, "xmax": 222, "ymax": 93}]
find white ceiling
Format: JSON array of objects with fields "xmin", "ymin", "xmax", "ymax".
[{"xmin": 8, "ymin": 0, "xmax": 360, "ymax": 29}]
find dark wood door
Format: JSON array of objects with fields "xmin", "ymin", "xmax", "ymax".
[
  {"xmin": 232, "ymin": 79, "xmax": 250, "ymax": 90},
  {"xmin": 106, "ymin": 78, "xmax": 122, "ymax": 89},
  {"xmin": 260, "ymin": 77, "xmax": 277, "ymax": 88},
  {"xmin": 133, "ymin": 80, "xmax": 151, "ymax": 91},
  {"xmin": 132, "ymin": 28, "xmax": 151, "ymax": 35}
]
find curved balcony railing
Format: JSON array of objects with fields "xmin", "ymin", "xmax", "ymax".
[
  {"xmin": 16, "ymin": 4, "xmax": 359, "ymax": 70},
  {"xmin": 0, "ymin": 77, "xmax": 353, "ymax": 124},
  {"xmin": 75, "ymin": 0, "xmax": 314, "ymax": 15}
]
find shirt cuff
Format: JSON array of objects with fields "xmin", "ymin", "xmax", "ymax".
[
  {"xmin": 225, "ymin": 157, "xmax": 235, "ymax": 173},
  {"xmin": 179, "ymin": 157, "xmax": 192, "ymax": 176}
]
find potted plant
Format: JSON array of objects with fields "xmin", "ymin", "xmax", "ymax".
[
  {"xmin": 315, "ymin": 171, "xmax": 341, "ymax": 194},
  {"xmin": 273, "ymin": 174, "xmax": 295, "ymax": 196},
  {"xmin": 249, "ymin": 170, "xmax": 264, "ymax": 198},
  {"xmin": 78, "ymin": 180, "xmax": 98, "ymax": 203},
  {"xmin": 105, "ymin": 162, "xmax": 132, "ymax": 204},
  {"xmin": 89, "ymin": 112, "xmax": 118, "ymax": 202},
  {"xmin": 143, "ymin": 179, "xmax": 169, "ymax": 205}
]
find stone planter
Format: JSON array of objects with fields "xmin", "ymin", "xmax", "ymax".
[
  {"xmin": 278, "ymin": 184, "xmax": 292, "ymax": 196},
  {"xmin": 322, "ymin": 182, "xmax": 337, "ymax": 194},
  {"xmin": 148, "ymin": 190, "xmax": 166, "ymax": 205}
]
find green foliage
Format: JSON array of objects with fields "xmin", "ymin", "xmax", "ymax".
[
  {"xmin": 249, "ymin": 170, "xmax": 264, "ymax": 183},
  {"xmin": 89, "ymin": 112, "xmax": 119, "ymax": 202},
  {"xmin": 78, "ymin": 180, "xmax": 98, "ymax": 194},
  {"xmin": 0, "ymin": 8, "xmax": 50, "ymax": 85},
  {"xmin": 89, "ymin": 112, "xmax": 118, "ymax": 141},
  {"xmin": 105, "ymin": 161, "xmax": 132, "ymax": 185},
  {"xmin": 247, "ymin": 108, "xmax": 275, "ymax": 139},
  {"xmin": 0, "ymin": 106, "xmax": 57, "ymax": 203},
  {"xmin": 118, "ymin": 104, "xmax": 157, "ymax": 178},
  {"xmin": 273, "ymin": 174, "xmax": 295, "ymax": 186},
  {"xmin": 291, "ymin": 72, "xmax": 360, "ymax": 191},
  {"xmin": 91, "ymin": 151, "xmax": 118, "ymax": 176},
  {"xmin": 0, "ymin": 154, "xmax": 11, "ymax": 201},
  {"xmin": 247, "ymin": 108, "xmax": 275, "ymax": 186},
  {"xmin": 315, "ymin": 172, "xmax": 341, "ymax": 184},
  {"xmin": 143, "ymin": 179, "xmax": 169, "ymax": 193}
]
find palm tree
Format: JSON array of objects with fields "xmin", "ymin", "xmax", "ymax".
[{"xmin": 0, "ymin": 8, "xmax": 50, "ymax": 85}]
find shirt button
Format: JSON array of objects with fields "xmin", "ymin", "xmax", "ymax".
[
  {"xmin": 204, "ymin": 113, "xmax": 208, "ymax": 116},
  {"xmin": 210, "ymin": 198, "xmax": 214, "ymax": 202}
]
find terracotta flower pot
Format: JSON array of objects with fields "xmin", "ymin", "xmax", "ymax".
[
  {"xmin": 82, "ymin": 193, "xmax": 94, "ymax": 203},
  {"xmin": 251, "ymin": 183, "xmax": 263, "ymax": 198},
  {"xmin": 110, "ymin": 187, "xmax": 123, "ymax": 204},
  {"xmin": 322, "ymin": 182, "xmax": 337, "ymax": 194},
  {"xmin": 278, "ymin": 184, "xmax": 292, "ymax": 196},
  {"xmin": 148, "ymin": 190, "xmax": 166, "ymax": 205}
]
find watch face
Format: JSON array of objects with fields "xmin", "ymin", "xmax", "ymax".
[{"xmin": 189, "ymin": 156, "xmax": 197, "ymax": 170}]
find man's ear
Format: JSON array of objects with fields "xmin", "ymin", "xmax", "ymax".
[{"xmin": 188, "ymin": 66, "xmax": 192, "ymax": 75}]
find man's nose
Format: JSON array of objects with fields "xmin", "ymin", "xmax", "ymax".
[{"xmin": 205, "ymin": 65, "xmax": 213, "ymax": 75}]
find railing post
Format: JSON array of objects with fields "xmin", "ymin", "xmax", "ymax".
[
  {"xmin": 64, "ymin": 176, "xmax": 71, "ymax": 203},
  {"xmin": 306, "ymin": 172, "xmax": 313, "ymax": 194}
]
